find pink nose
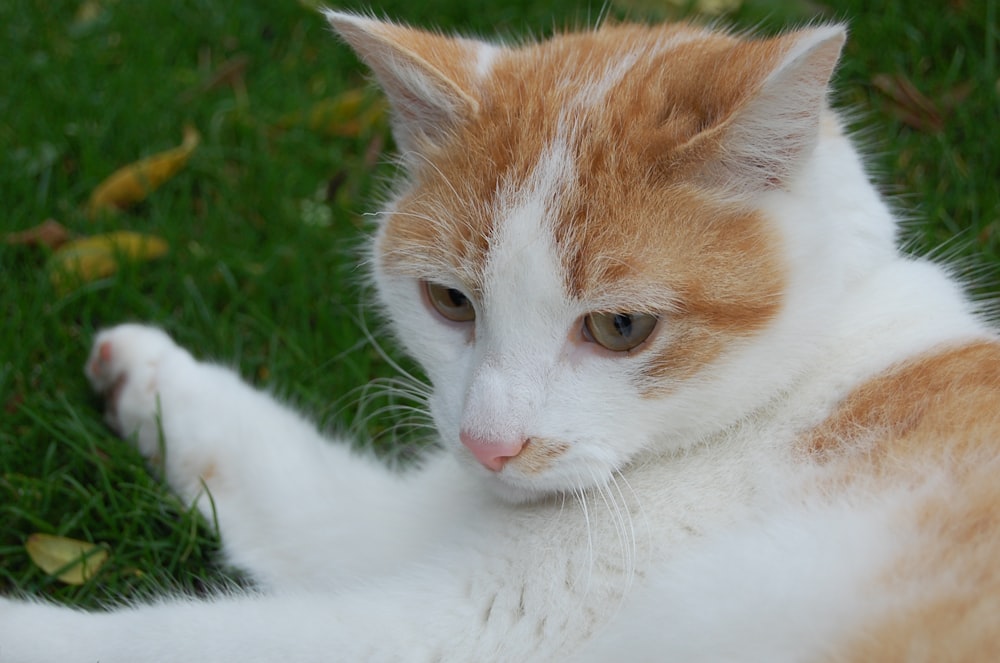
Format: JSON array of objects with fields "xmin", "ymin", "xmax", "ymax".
[{"xmin": 460, "ymin": 431, "xmax": 525, "ymax": 471}]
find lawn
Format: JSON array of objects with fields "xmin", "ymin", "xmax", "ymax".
[{"xmin": 2, "ymin": 0, "xmax": 997, "ymax": 607}]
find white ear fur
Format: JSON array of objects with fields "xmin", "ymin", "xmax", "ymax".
[
  {"xmin": 324, "ymin": 10, "xmax": 482, "ymax": 156},
  {"xmin": 709, "ymin": 26, "xmax": 846, "ymax": 197}
]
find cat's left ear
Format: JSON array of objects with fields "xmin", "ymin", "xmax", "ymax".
[
  {"xmin": 325, "ymin": 11, "xmax": 489, "ymax": 159},
  {"xmin": 689, "ymin": 26, "xmax": 846, "ymax": 198}
]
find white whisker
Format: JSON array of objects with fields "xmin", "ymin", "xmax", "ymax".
[
  {"xmin": 607, "ymin": 469, "xmax": 639, "ymax": 592},
  {"xmin": 572, "ymin": 478, "xmax": 596, "ymax": 594}
]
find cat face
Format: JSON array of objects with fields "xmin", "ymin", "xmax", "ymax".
[{"xmin": 329, "ymin": 13, "xmax": 846, "ymax": 500}]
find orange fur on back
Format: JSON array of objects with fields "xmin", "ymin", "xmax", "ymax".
[{"xmin": 802, "ymin": 341, "xmax": 1000, "ymax": 660}]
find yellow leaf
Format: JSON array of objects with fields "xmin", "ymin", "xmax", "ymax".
[
  {"xmin": 279, "ymin": 89, "xmax": 386, "ymax": 138},
  {"xmin": 86, "ymin": 125, "xmax": 200, "ymax": 217},
  {"xmin": 49, "ymin": 231, "xmax": 169, "ymax": 291},
  {"xmin": 25, "ymin": 533, "xmax": 109, "ymax": 585}
]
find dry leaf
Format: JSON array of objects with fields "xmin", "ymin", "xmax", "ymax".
[
  {"xmin": 25, "ymin": 533, "xmax": 109, "ymax": 585},
  {"xmin": 3, "ymin": 219, "xmax": 72, "ymax": 250},
  {"xmin": 279, "ymin": 89, "xmax": 387, "ymax": 138},
  {"xmin": 179, "ymin": 54, "xmax": 251, "ymax": 102},
  {"xmin": 872, "ymin": 73, "xmax": 944, "ymax": 133},
  {"xmin": 49, "ymin": 231, "xmax": 169, "ymax": 290},
  {"xmin": 86, "ymin": 125, "xmax": 200, "ymax": 217}
]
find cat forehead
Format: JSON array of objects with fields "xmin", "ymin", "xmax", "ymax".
[
  {"xmin": 379, "ymin": 127, "xmax": 776, "ymax": 316},
  {"xmin": 376, "ymin": 23, "xmax": 786, "ymax": 312}
]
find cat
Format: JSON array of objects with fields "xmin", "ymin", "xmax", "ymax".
[{"xmin": 3, "ymin": 9, "xmax": 1000, "ymax": 662}]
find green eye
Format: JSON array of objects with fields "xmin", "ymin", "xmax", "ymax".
[
  {"xmin": 583, "ymin": 312, "xmax": 657, "ymax": 352},
  {"xmin": 425, "ymin": 282, "xmax": 476, "ymax": 322}
]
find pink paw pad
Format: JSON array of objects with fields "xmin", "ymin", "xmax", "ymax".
[{"xmin": 88, "ymin": 341, "xmax": 113, "ymax": 380}]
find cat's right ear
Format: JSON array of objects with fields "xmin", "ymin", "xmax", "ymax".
[
  {"xmin": 324, "ymin": 11, "xmax": 489, "ymax": 158},
  {"xmin": 674, "ymin": 25, "xmax": 846, "ymax": 201}
]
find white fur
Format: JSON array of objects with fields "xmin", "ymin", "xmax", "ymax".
[
  {"xmin": 475, "ymin": 42, "xmax": 500, "ymax": 79},
  {"xmin": 1, "ymin": 14, "xmax": 995, "ymax": 663}
]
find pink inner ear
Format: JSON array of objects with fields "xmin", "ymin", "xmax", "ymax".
[{"xmin": 689, "ymin": 26, "xmax": 846, "ymax": 197}]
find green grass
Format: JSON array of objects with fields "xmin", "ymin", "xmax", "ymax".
[{"xmin": 1, "ymin": 0, "xmax": 997, "ymax": 607}]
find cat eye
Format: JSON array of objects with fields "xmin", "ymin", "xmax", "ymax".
[
  {"xmin": 583, "ymin": 312, "xmax": 658, "ymax": 352},
  {"xmin": 425, "ymin": 282, "xmax": 476, "ymax": 323}
]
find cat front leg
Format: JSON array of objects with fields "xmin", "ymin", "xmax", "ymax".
[
  {"xmin": 0, "ymin": 594, "xmax": 415, "ymax": 663},
  {"xmin": 82, "ymin": 323, "xmax": 474, "ymax": 590},
  {"xmin": 0, "ymin": 541, "xmax": 602, "ymax": 663}
]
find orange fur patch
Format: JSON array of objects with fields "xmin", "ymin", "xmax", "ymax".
[
  {"xmin": 801, "ymin": 341, "xmax": 1000, "ymax": 659},
  {"xmin": 803, "ymin": 341, "xmax": 1000, "ymax": 469},
  {"xmin": 513, "ymin": 438, "xmax": 571, "ymax": 475}
]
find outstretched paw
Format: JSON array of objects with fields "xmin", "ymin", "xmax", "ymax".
[{"xmin": 85, "ymin": 324, "xmax": 181, "ymax": 449}]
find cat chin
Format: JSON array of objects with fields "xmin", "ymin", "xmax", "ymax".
[
  {"xmin": 447, "ymin": 452, "xmax": 549, "ymax": 503},
  {"xmin": 485, "ymin": 476, "xmax": 591, "ymax": 506},
  {"xmin": 483, "ymin": 478, "xmax": 552, "ymax": 505},
  {"xmin": 464, "ymin": 455, "xmax": 624, "ymax": 505}
]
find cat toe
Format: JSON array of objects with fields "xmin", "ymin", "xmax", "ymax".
[{"xmin": 84, "ymin": 324, "xmax": 179, "ymax": 436}]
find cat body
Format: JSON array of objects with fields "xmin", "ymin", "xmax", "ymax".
[{"xmin": 3, "ymin": 11, "xmax": 1000, "ymax": 662}]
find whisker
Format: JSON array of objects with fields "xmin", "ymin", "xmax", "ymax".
[
  {"xmin": 572, "ymin": 478, "xmax": 595, "ymax": 594},
  {"xmin": 587, "ymin": 465, "xmax": 632, "ymax": 589},
  {"xmin": 607, "ymin": 469, "xmax": 639, "ymax": 592}
]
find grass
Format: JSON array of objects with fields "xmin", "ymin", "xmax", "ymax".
[{"xmin": 1, "ymin": 0, "xmax": 997, "ymax": 607}]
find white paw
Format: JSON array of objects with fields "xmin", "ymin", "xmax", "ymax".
[{"xmin": 85, "ymin": 324, "xmax": 182, "ymax": 450}]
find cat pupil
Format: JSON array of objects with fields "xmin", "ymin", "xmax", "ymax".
[
  {"xmin": 448, "ymin": 289, "xmax": 468, "ymax": 308},
  {"xmin": 613, "ymin": 314, "xmax": 633, "ymax": 338}
]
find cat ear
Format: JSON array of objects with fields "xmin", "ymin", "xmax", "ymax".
[
  {"xmin": 324, "ymin": 11, "xmax": 487, "ymax": 157},
  {"xmin": 690, "ymin": 26, "xmax": 846, "ymax": 199}
]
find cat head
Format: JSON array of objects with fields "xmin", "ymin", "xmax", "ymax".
[{"xmin": 328, "ymin": 12, "xmax": 857, "ymax": 501}]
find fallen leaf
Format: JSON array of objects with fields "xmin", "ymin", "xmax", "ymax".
[
  {"xmin": 49, "ymin": 231, "xmax": 169, "ymax": 290},
  {"xmin": 86, "ymin": 126, "xmax": 200, "ymax": 217},
  {"xmin": 279, "ymin": 89, "xmax": 387, "ymax": 138},
  {"xmin": 3, "ymin": 219, "xmax": 72, "ymax": 250},
  {"xmin": 872, "ymin": 73, "xmax": 944, "ymax": 133},
  {"xmin": 179, "ymin": 54, "xmax": 251, "ymax": 102},
  {"xmin": 25, "ymin": 533, "xmax": 109, "ymax": 585}
]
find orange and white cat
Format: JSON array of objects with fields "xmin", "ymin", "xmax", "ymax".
[{"xmin": 3, "ymin": 11, "xmax": 999, "ymax": 661}]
